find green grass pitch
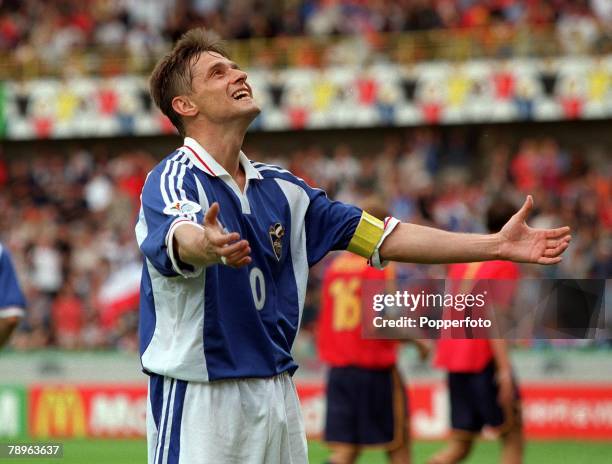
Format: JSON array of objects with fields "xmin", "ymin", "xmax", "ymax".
[{"xmin": 3, "ymin": 439, "xmax": 612, "ymax": 463}]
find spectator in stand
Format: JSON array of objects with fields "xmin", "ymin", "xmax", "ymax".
[
  {"xmin": 557, "ymin": 1, "xmax": 601, "ymax": 54},
  {"xmin": 0, "ymin": 0, "xmax": 608, "ymax": 75}
]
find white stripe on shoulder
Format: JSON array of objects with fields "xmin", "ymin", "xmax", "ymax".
[
  {"xmin": 159, "ymin": 152, "xmax": 184, "ymax": 206},
  {"xmin": 159, "ymin": 159, "xmax": 173, "ymax": 206},
  {"xmin": 176, "ymin": 162, "xmax": 188, "ymax": 201},
  {"xmin": 167, "ymin": 160, "xmax": 180, "ymax": 203},
  {"xmin": 175, "ymin": 153, "xmax": 197, "ymax": 220},
  {"xmin": 178, "ymin": 149, "xmax": 195, "ymax": 170},
  {"xmin": 194, "ymin": 175, "xmax": 210, "ymax": 212},
  {"xmin": 167, "ymin": 153, "xmax": 189, "ymax": 203}
]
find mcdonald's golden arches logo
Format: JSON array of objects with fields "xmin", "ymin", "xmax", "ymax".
[{"xmin": 32, "ymin": 387, "xmax": 86, "ymax": 437}]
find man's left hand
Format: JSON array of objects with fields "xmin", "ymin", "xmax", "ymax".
[{"xmin": 497, "ymin": 196, "xmax": 571, "ymax": 265}]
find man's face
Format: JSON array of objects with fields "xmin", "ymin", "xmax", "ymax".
[{"xmin": 187, "ymin": 51, "xmax": 260, "ymax": 125}]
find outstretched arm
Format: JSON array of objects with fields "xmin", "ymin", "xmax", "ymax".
[{"xmin": 379, "ymin": 196, "xmax": 571, "ymax": 265}]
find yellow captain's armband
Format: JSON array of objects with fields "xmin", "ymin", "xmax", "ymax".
[{"xmin": 347, "ymin": 211, "xmax": 385, "ymax": 258}]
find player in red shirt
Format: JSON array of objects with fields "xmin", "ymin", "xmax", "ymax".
[
  {"xmin": 428, "ymin": 200, "xmax": 523, "ymax": 464},
  {"xmin": 318, "ymin": 199, "xmax": 429, "ymax": 464}
]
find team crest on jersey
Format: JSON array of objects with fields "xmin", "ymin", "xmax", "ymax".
[
  {"xmin": 268, "ymin": 222, "xmax": 285, "ymax": 260},
  {"xmin": 163, "ymin": 199, "xmax": 202, "ymax": 216}
]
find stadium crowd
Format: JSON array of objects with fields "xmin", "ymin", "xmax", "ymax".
[
  {"xmin": 1, "ymin": 128, "xmax": 609, "ymax": 351},
  {"xmin": 1, "ymin": 0, "xmax": 611, "ymax": 74}
]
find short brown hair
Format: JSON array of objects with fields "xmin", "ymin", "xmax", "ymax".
[{"xmin": 149, "ymin": 28, "xmax": 228, "ymax": 136}]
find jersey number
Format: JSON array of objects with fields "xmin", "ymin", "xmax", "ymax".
[
  {"xmin": 329, "ymin": 277, "xmax": 361, "ymax": 331},
  {"xmin": 250, "ymin": 267, "xmax": 266, "ymax": 310}
]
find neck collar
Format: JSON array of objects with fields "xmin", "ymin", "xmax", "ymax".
[{"xmin": 181, "ymin": 136, "xmax": 262, "ymax": 181}]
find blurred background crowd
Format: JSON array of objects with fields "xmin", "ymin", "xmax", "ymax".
[
  {"xmin": 1, "ymin": 126, "xmax": 610, "ymax": 351},
  {"xmin": 2, "ymin": 0, "xmax": 611, "ymax": 45},
  {"xmin": 1, "ymin": 0, "xmax": 612, "ymax": 76}
]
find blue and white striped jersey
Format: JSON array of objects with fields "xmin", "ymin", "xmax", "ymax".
[
  {"xmin": 136, "ymin": 137, "xmax": 363, "ymax": 382},
  {"xmin": 0, "ymin": 244, "xmax": 26, "ymax": 318}
]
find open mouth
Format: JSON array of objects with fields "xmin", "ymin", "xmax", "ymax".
[{"xmin": 231, "ymin": 89, "xmax": 251, "ymax": 100}]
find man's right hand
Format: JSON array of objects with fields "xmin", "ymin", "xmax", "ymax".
[
  {"xmin": 175, "ymin": 202, "xmax": 251, "ymax": 268},
  {"xmin": 201, "ymin": 202, "xmax": 251, "ymax": 267}
]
